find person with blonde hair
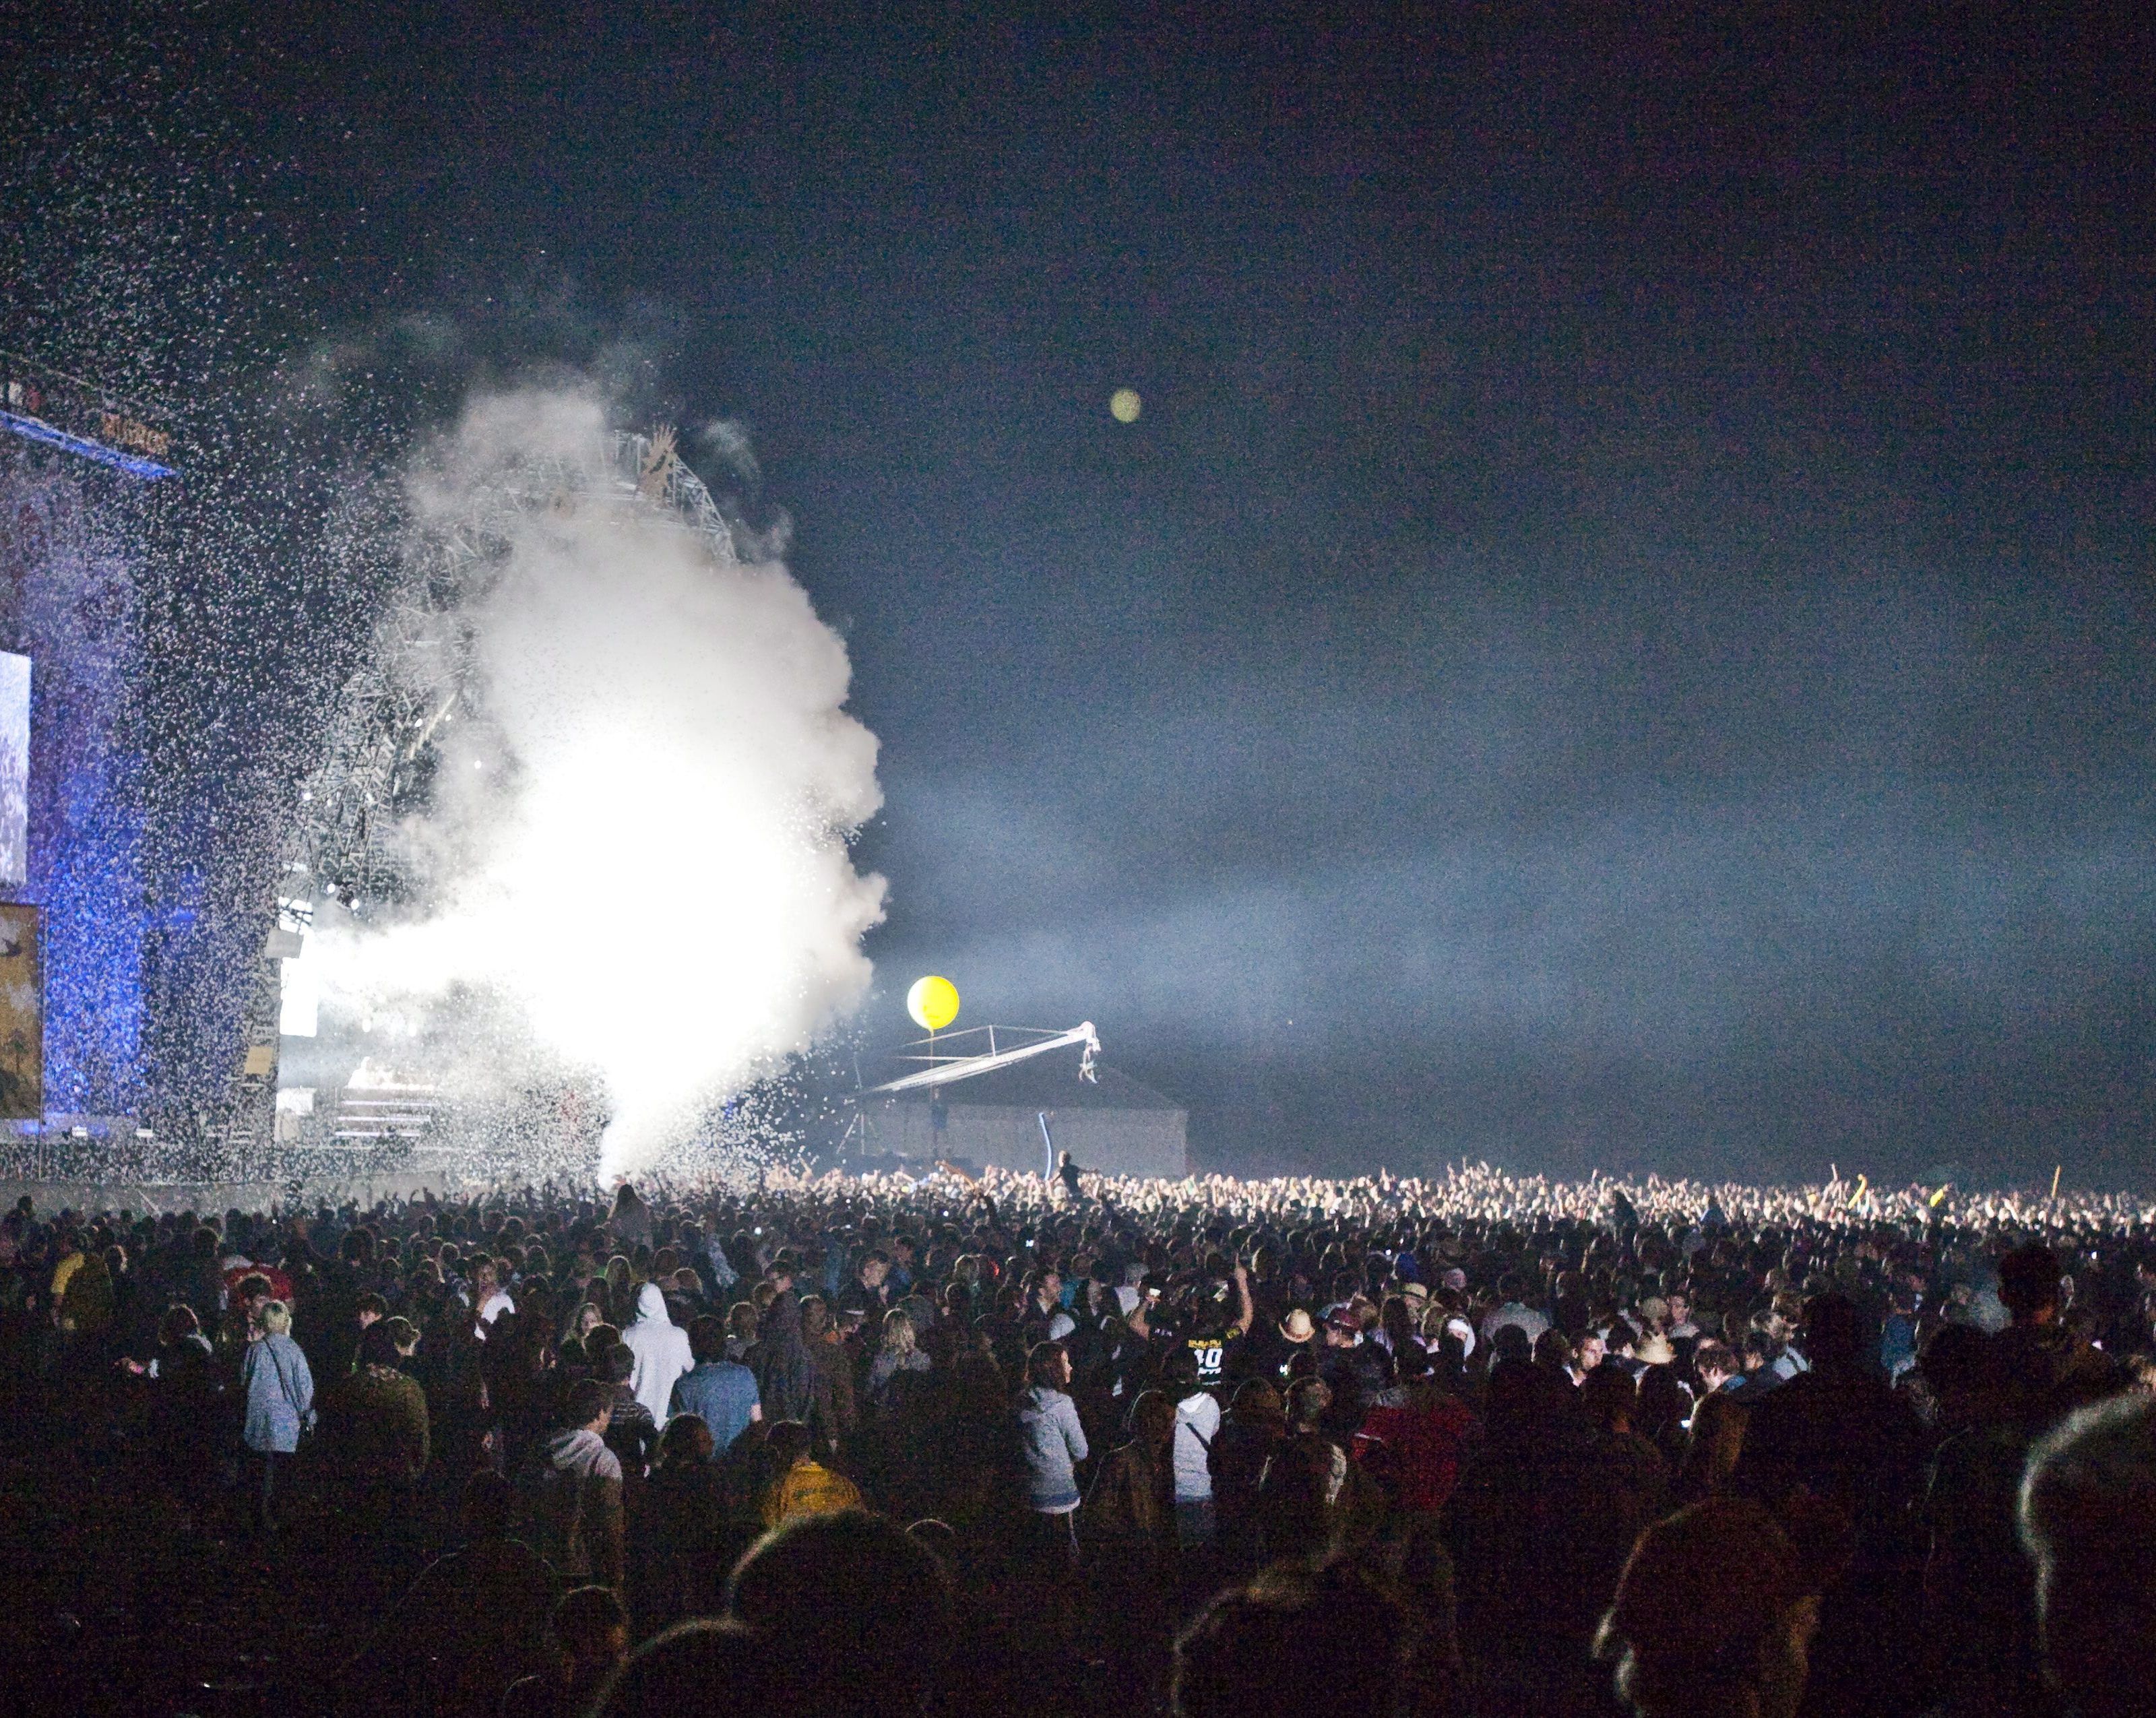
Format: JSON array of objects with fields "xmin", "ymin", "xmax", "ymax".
[
  {"xmin": 867, "ymin": 1308, "xmax": 930, "ymax": 1409},
  {"xmin": 563, "ymin": 1299, "xmax": 606, "ymax": 1347},
  {"xmin": 241, "ymin": 1298, "xmax": 315, "ymax": 1533}
]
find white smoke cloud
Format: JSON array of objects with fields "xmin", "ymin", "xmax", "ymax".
[{"xmin": 319, "ymin": 387, "xmax": 885, "ymax": 1178}]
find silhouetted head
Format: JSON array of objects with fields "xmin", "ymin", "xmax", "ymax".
[
  {"xmin": 1174, "ymin": 1558, "xmax": 1412, "ymax": 1718},
  {"xmin": 2021, "ymin": 1392, "xmax": 2156, "ymax": 1718},
  {"xmin": 727, "ymin": 1511, "xmax": 951, "ymax": 1711}
]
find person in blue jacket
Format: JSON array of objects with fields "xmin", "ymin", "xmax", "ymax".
[{"xmin": 241, "ymin": 1298, "xmax": 315, "ymax": 1532}]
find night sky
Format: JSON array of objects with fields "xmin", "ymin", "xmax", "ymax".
[{"xmin": 8, "ymin": 7, "xmax": 2156, "ymax": 1184}]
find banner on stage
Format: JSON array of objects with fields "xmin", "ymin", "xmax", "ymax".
[{"xmin": 0, "ymin": 901, "xmax": 40, "ymax": 1118}]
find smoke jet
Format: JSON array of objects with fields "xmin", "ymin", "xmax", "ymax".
[{"xmin": 319, "ymin": 387, "xmax": 885, "ymax": 1179}]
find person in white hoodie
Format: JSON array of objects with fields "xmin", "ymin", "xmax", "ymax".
[{"xmin": 621, "ymin": 1281, "xmax": 694, "ymax": 1429}]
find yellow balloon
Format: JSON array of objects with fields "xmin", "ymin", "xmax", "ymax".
[
  {"xmin": 1108, "ymin": 387, "xmax": 1142, "ymax": 424},
  {"xmin": 907, "ymin": 975, "xmax": 960, "ymax": 1032}
]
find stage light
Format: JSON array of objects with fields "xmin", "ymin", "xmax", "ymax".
[{"xmin": 0, "ymin": 408, "xmax": 177, "ymax": 478}]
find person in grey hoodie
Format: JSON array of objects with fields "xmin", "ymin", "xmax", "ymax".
[
  {"xmin": 1016, "ymin": 1340, "xmax": 1089, "ymax": 1559},
  {"xmin": 536, "ymin": 1380, "xmax": 625, "ymax": 1592}
]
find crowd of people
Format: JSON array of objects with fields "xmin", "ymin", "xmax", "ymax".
[{"xmin": 5, "ymin": 1153, "xmax": 2156, "ymax": 1718}]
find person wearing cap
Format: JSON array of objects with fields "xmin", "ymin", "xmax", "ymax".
[
  {"xmin": 1317, "ymin": 1305, "xmax": 1387, "ymax": 1440},
  {"xmin": 1420, "ymin": 1306, "xmax": 1476, "ymax": 1386},
  {"xmin": 1254, "ymin": 1304, "xmax": 1318, "ymax": 1382},
  {"xmin": 1635, "ymin": 1331, "xmax": 1678, "ymax": 1370}
]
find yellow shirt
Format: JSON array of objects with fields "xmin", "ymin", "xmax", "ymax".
[
  {"xmin": 762, "ymin": 1459, "xmax": 862, "ymax": 1529},
  {"xmin": 50, "ymin": 1250, "xmax": 85, "ymax": 1301}
]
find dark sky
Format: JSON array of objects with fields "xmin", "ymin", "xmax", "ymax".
[{"xmin": 21, "ymin": 5, "xmax": 2156, "ymax": 1184}]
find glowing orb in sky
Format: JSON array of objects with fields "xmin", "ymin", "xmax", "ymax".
[
  {"xmin": 1108, "ymin": 387, "xmax": 1143, "ymax": 424},
  {"xmin": 907, "ymin": 974, "xmax": 960, "ymax": 1031}
]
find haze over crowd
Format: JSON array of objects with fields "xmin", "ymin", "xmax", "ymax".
[{"xmin": 0, "ymin": 9, "xmax": 2149, "ymax": 1188}]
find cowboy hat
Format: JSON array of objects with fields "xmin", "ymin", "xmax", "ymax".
[{"xmin": 1279, "ymin": 1307, "xmax": 1317, "ymax": 1343}]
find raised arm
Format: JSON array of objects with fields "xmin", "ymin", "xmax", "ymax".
[{"xmin": 1230, "ymin": 1263, "xmax": 1255, "ymax": 1339}]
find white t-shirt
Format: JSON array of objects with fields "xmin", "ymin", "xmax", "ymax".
[
  {"xmin": 1172, "ymin": 1391, "xmax": 1222, "ymax": 1502},
  {"xmin": 476, "ymin": 1289, "xmax": 515, "ymax": 1336}
]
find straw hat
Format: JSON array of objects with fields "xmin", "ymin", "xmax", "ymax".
[
  {"xmin": 1279, "ymin": 1307, "xmax": 1317, "ymax": 1344},
  {"xmin": 1636, "ymin": 1333, "xmax": 1677, "ymax": 1367}
]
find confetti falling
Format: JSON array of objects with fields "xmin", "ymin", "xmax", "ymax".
[
  {"xmin": 0, "ymin": 43, "xmax": 885, "ymax": 1188},
  {"xmin": 296, "ymin": 387, "xmax": 887, "ymax": 1185}
]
